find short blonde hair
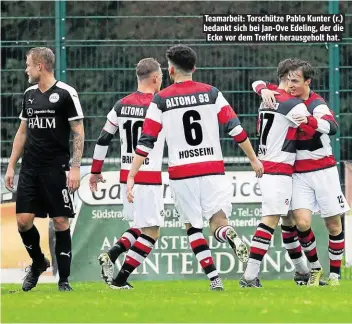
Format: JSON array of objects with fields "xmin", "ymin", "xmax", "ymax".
[
  {"xmin": 27, "ymin": 47, "xmax": 55, "ymax": 72},
  {"xmin": 136, "ymin": 58, "xmax": 161, "ymax": 80}
]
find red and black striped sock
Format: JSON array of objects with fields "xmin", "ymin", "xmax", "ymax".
[
  {"xmin": 329, "ymin": 231, "xmax": 344, "ymax": 277},
  {"xmin": 187, "ymin": 227, "xmax": 219, "ymax": 281},
  {"xmin": 244, "ymin": 223, "xmax": 274, "ymax": 280},
  {"xmin": 108, "ymin": 227, "xmax": 141, "ymax": 262},
  {"xmin": 113, "ymin": 234, "xmax": 155, "ymax": 284},
  {"xmin": 297, "ymin": 228, "xmax": 321, "ymax": 269},
  {"xmin": 281, "ymin": 225, "xmax": 309, "ymax": 274}
]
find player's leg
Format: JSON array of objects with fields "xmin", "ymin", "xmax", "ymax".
[
  {"xmin": 98, "ymin": 183, "xmax": 141, "ymax": 283},
  {"xmin": 107, "ymin": 228, "xmax": 142, "ymax": 262},
  {"xmin": 209, "ymin": 211, "xmax": 248, "ymax": 263},
  {"xmin": 16, "ymin": 168, "xmax": 50, "ymax": 291},
  {"xmin": 170, "ymin": 178, "xmax": 223, "ymax": 290},
  {"xmin": 201, "ymin": 175, "xmax": 248, "ymax": 263},
  {"xmin": 41, "ymin": 167, "xmax": 75, "ymax": 291},
  {"xmin": 324, "ymin": 215, "xmax": 344, "ymax": 286},
  {"xmin": 52, "ymin": 216, "xmax": 72, "ymax": 291},
  {"xmin": 110, "ymin": 185, "xmax": 163, "ymax": 289},
  {"xmin": 315, "ymin": 167, "xmax": 350, "ymax": 286},
  {"xmin": 240, "ymin": 215, "xmax": 280, "ymax": 287},
  {"xmin": 98, "ymin": 228, "xmax": 141, "ymax": 283},
  {"xmin": 241, "ymin": 174, "xmax": 292, "ymax": 287},
  {"xmin": 281, "ymin": 212, "xmax": 310, "ymax": 284},
  {"xmin": 111, "ymin": 226, "xmax": 160, "ymax": 289},
  {"xmin": 48, "ymin": 219, "xmax": 58, "ymax": 276},
  {"xmin": 292, "ymin": 173, "xmax": 323, "ymax": 286}
]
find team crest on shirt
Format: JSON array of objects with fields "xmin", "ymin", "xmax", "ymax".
[
  {"xmin": 49, "ymin": 93, "xmax": 60, "ymax": 103},
  {"xmin": 285, "ymin": 199, "xmax": 289, "ymax": 205}
]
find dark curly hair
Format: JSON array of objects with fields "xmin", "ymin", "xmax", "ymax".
[{"xmin": 166, "ymin": 45, "xmax": 197, "ymax": 72}]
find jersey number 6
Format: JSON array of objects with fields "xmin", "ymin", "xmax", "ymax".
[{"xmin": 182, "ymin": 110, "xmax": 203, "ymax": 146}]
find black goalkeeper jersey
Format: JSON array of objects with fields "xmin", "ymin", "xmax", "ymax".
[{"xmin": 19, "ymin": 81, "xmax": 84, "ymax": 169}]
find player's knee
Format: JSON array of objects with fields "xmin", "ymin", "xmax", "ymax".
[
  {"xmin": 16, "ymin": 213, "xmax": 34, "ymax": 232},
  {"xmin": 294, "ymin": 218, "xmax": 311, "ymax": 232},
  {"xmin": 141, "ymin": 226, "xmax": 160, "ymax": 241},
  {"xmin": 53, "ymin": 217, "xmax": 70, "ymax": 231},
  {"xmin": 324, "ymin": 215, "xmax": 342, "ymax": 235},
  {"xmin": 209, "ymin": 210, "xmax": 227, "ymax": 233},
  {"xmin": 293, "ymin": 209, "xmax": 311, "ymax": 231}
]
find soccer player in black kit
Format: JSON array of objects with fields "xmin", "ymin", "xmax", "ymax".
[{"xmin": 4, "ymin": 47, "xmax": 84, "ymax": 291}]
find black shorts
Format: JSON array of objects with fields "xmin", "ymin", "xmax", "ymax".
[{"xmin": 16, "ymin": 167, "xmax": 75, "ymax": 218}]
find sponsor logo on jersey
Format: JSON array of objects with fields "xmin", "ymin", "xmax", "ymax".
[
  {"xmin": 27, "ymin": 108, "xmax": 34, "ymax": 116},
  {"xmin": 28, "ymin": 115, "xmax": 56, "ymax": 129},
  {"xmin": 49, "ymin": 93, "xmax": 60, "ymax": 103}
]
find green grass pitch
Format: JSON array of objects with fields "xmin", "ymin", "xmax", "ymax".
[{"xmin": 1, "ymin": 280, "xmax": 351, "ymax": 323}]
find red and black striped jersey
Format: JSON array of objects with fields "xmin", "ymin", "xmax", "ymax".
[
  {"xmin": 135, "ymin": 80, "xmax": 248, "ymax": 180},
  {"xmin": 252, "ymin": 81, "xmax": 338, "ymax": 173},
  {"xmin": 91, "ymin": 91, "xmax": 164, "ymax": 185},
  {"xmin": 257, "ymin": 89, "xmax": 309, "ymax": 176}
]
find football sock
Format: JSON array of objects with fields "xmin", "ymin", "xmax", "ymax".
[
  {"xmin": 281, "ymin": 225, "xmax": 309, "ymax": 274},
  {"xmin": 114, "ymin": 234, "xmax": 155, "ymax": 284},
  {"xmin": 244, "ymin": 223, "xmax": 274, "ymax": 280},
  {"xmin": 328, "ymin": 231, "xmax": 344, "ymax": 276},
  {"xmin": 297, "ymin": 228, "xmax": 321, "ymax": 269},
  {"xmin": 55, "ymin": 228, "xmax": 72, "ymax": 283},
  {"xmin": 108, "ymin": 227, "xmax": 141, "ymax": 262},
  {"xmin": 214, "ymin": 225, "xmax": 233, "ymax": 243},
  {"xmin": 19, "ymin": 225, "xmax": 45, "ymax": 264},
  {"xmin": 187, "ymin": 227, "xmax": 219, "ymax": 281}
]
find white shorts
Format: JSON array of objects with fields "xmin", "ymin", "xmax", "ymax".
[
  {"xmin": 121, "ymin": 184, "xmax": 164, "ymax": 228},
  {"xmin": 258, "ymin": 174, "xmax": 292, "ymax": 216},
  {"xmin": 292, "ymin": 166, "xmax": 350, "ymax": 218},
  {"xmin": 169, "ymin": 174, "xmax": 232, "ymax": 229}
]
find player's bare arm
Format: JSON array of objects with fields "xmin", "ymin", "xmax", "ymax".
[
  {"xmin": 5, "ymin": 120, "xmax": 27, "ymax": 192},
  {"xmin": 67, "ymin": 119, "xmax": 85, "ymax": 192},
  {"xmin": 126, "ymin": 154, "xmax": 146, "ymax": 203},
  {"xmin": 89, "ymin": 119, "xmax": 118, "ymax": 192},
  {"xmin": 238, "ymin": 138, "xmax": 264, "ymax": 178},
  {"xmin": 252, "ymin": 80, "xmax": 279, "ymax": 108},
  {"xmin": 216, "ymin": 91, "xmax": 264, "ymax": 178}
]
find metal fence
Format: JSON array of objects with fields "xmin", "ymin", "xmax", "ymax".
[{"xmin": 1, "ymin": 1, "xmax": 351, "ymax": 176}]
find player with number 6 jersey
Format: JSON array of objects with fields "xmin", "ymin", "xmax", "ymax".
[
  {"xmin": 89, "ymin": 58, "xmax": 165, "ymax": 289},
  {"xmin": 127, "ymin": 45, "xmax": 264, "ymax": 291}
]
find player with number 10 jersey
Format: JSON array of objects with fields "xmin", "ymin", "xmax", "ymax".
[{"xmin": 90, "ymin": 58, "xmax": 164, "ymax": 289}]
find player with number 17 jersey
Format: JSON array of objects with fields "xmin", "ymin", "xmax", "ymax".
[
  {"xmin": 91, "ymin": 91, "xmax": 165, "ymax": 227},
  {"xmin": 257, "ymin": 89, "xmax": 309, "ymax": 216}
]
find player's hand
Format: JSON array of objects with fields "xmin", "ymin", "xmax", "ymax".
[
  {"xmin": 250, "ymin": 158, "xmax": 264, "ymax": 178},
  {"xmin": 5, "ymin": 166, "xmax": 15, "ymax": 192},
  {"xmin": 292, "ymin": 114, "xmax": 308, "ymax": 125},
  {"xmin": 126, "ymin": 177, "xmax": 135, "ymax": 203},
  {"xmin": 67, "ymin": 166, "xmax": 80, "ymax": 193},
  {"xmin": 261, "ymin": 89, "xmax": 280, "ymax": 108},
  {"xmin": 89, "ymin": 173, "xmax": 105, "ymax": 192}
]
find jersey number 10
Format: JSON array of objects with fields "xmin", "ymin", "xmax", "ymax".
[{"xmin": 123, "ymin": 120, "xmax": 144, "ymax": 153}]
